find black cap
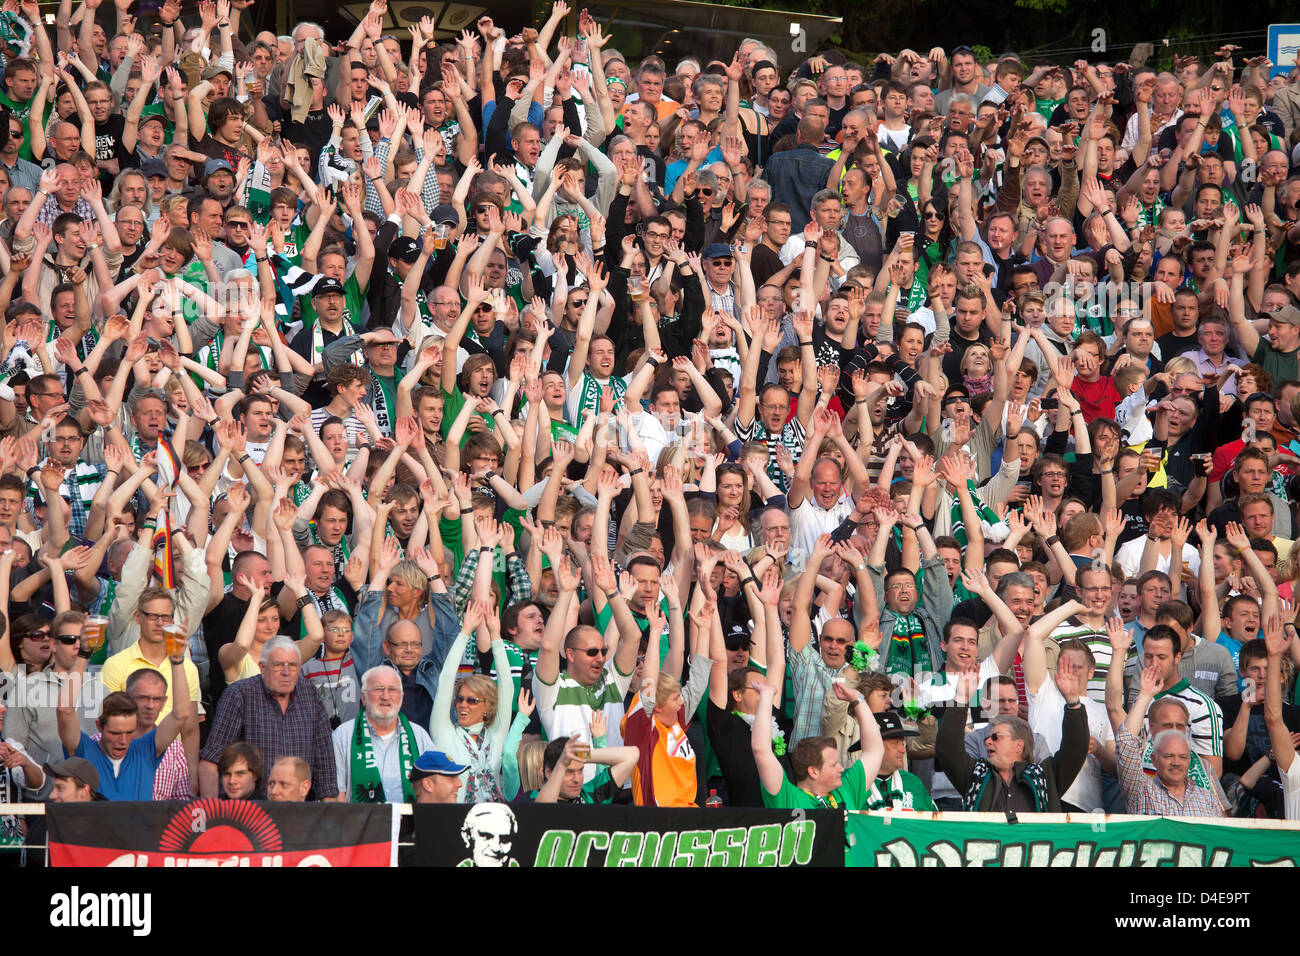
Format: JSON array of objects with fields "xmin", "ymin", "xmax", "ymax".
[
  {"xmin": 140, "ymin": 158, "xmax": 167, "ymax": 179},
  {"xmin": 723, "ymin": 621, "xmax": 753, "ymax": 650},
  {"xmin": 429, "ymin": 204, "xmax": 459, "ymax": 225},
  {"xmin": 389, "ymin": 236, "xmax": 421, "ymax": 264},
  {"xmin": 875, "ymin": 710, "xmax": 920, "ymax": 740},
  {"xmin": 311, "ymin": 277, "xmax": 346, "ymax": 298}
]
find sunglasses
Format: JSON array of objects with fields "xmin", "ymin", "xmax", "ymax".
[
  {"xmin": 709, "ymin": 258, "xmax": 733, "ymax": 266},
  {"xmin": 575, "ymin": 646, "xmax": 607, "ymax": 658},
  {"xmin": 456, "ymin": 694, "xmax": 483, "ymax": 705},
  {"xmin": 57, "ymin": 635, "xmax": 80, "ymax": 645},
  {"xmin": 22, "ymin": 630, "xmax": 50, "ymax": 640},
  {"xmin": 923, "ymin": 211, "xmax": 945, "ymax": 220},
  {"xmin": 698, "ymin": 187, "xmax": 714, "ymax": 196}
]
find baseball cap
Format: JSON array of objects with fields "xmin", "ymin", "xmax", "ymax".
[
  {"xmin": 389, "ymin": 236, "xmax": 421, "ymax": 264},
  {"xmin": 138, "ymin": 112, "xmax": 167, "ymax": 130},
  {"xmin": 723, "ymin": 621, "xmax": 753, "ymax": 650},
  {"xmin": 201, "ymin": 63, "xmax": 233, "ymax": 81},
  {"xmin": 140, "ymin": 158, "xmax": 167, "ymax": 179},
  {"xmin": 311, "ymin": 277, "xmax": 346, "ymax": 298},
  {"xmin": 44, "ymin": 757, "xmax": 106, "ymax": 798},
  {"xmin": 409, "ymin": 750, "xmax": 468, "ymax": 782},
  {"xmin": 703, "ymin": 242, "xmax": 733, "ymax": 260},
  {"xmin": 1269, "ymin": 304, "xmax": 1300, "ymax": 327},
  {"xmin": 429, "ymin": 204, "xmax": 459, "ymax": 225},
  {"xmin": 203, "ymin": 158, "xmax": 234, "ymax": 179},
  {"xmin": 875, "ymin": 710, "xmax": 920, "ymax": 739}
]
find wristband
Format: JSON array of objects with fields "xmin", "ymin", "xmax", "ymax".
[
  {"xmin": 1046, "ymin": 534, "xmax": 1061, "ymax": 546},
  {"xmin": 820, "ymin": 254, "xmax": 836, "ymax": 262},
  {"xmin": 603, "ymin": 589, "xmax": 617, "ymax": 602},
  {"xmin": 142, "ymin": 522, "xmax": 156, "ymax": 532},
  {"xmin": 491, "ymin": 408, "xmax": 506, "ymax": 417},
  {"xmin": 430, "ymin": 574, "xmax": 443, "ymax": 582},
  {"xmin": 75, "ymin": 367, "xmax": 90, "ymax": 377},
  {"xmin": 478, "ymin": 545, "xmax": 494, "ymax": 554},
  {"xmin": 460, "ymin": 507, "xmax": 473, "ymax": 515},
  {"xmin": 296, "ymin": 593, "xmax": 313, "ymax": 610},
  {"xmin": 255, "ymin": 255, "xmax": 268, "ymax": 262},
  {"xmin": 742, "ymin": 575, "xmax": 759, "ymax": 588},
  {"xmin": 629, "ymin": 467, "xmax": 644, "ymax": 475},
  {"xmin": 238, "ymin": 454, "xmax": 251, "ymax": 464},
  {"xmin": 25, "ymin": 466, "xmax": 39, "ymax": 480},
  {"xmin": 798, "ymin": 340, "xmax": 813, "ymax": 347}
]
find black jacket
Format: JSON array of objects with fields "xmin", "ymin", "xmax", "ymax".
[{"xmin": 937, "ymin": 702, "xmax": 1089, "ymax": 813}]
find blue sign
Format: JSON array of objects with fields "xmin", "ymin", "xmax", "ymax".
[{"xmin": 1268, "ymin": 24, "xmax": 1300, "ymax": 78}]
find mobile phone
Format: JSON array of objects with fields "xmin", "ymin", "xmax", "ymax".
[
  {"xmin": 829, "ymin": 516, "xmax": 856, "ymax": 544},
  {"xmin": 1040, "ymin": 397, "xmax": 1060, "ymax": 410}
]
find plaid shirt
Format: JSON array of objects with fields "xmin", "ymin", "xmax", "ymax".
[
  {"xmin": 788, "ymin": 640, "xmax": 850, "ymax": 745},
  {"xmin": 29, "ymin": 460, "xmax": 105, "ymax": 538},
  {"xmin": 93, "ymin": 732, "xmax": 191, "ymax": 800},
  {"xmin": 451, "ymin": 547, "xmax": 532, "ymax": 618},
  {"xmin": 199, "ymin": 675, "xmax": 339, "ymax": 798},
  {"xmin": 1115, "ymin": 725, "xmax": 1224, "ymax": 818}
]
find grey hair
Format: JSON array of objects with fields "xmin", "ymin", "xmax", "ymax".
[
  {"xmin": 995, "ymin": 571, "xmax": 1034, "ymax": 599},
  {"xmin": 949, "ymin": 92, "xmax": 976, "ymax": 109},
  {"xmin": 1152, "ymin": 728, "xmax": 1193, "ymax": 754},
  {"xmin": 1147, "ymin": 696, "xmax": 1190, "ymax": 726},
  {"xmin": 696, "ymin": 168, "xmax": 718, "ymax": 192},
  {"xmin": 693, "ymin": 74, "xmax": 725, "ymax": 97},
  {"xmin": 747, "ymin": 179, "xmax": 772, "ymax": 197},
  {"xmin": 107, "ymin": 168, "xmax": 148, "ymax": 213},
  {"xmin": 987, "ymin": 715, "xmax": 1035, "ymax": 759},
  {"xmin": 260, "ymin": 635, "xmax": 299, "ymax": 664},
  {"xmin": 361, "ymin": 664, "xmax": 403, "ymax": 694},
  {"xmin": 675, "ymin": 57, "xmax": 701, "ymax": 73}
]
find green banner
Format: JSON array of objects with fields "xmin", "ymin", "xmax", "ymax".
[{"xmin": 846, "ymin": 813, "xmax": 1300, "ymax": 867}]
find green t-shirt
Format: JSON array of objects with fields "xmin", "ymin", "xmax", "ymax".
[
  {"xmin": 441, "ymin": 385, "xmax": 494, "ymax": 445},
  {"xmin": 138, "ymin": 103, "xmax": 177, "ymax": 145},
  {"xmin": 762, "ymin": 757, "xmax": 868, "ymax": 811},
  {"xmin": 299, "ymin": 272, "xmax": 366, "ymax": 328}
]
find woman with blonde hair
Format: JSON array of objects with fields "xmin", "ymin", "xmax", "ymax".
[{"xmin": 430, "ymin": 599, "xmax": 515, "ymax": 802}]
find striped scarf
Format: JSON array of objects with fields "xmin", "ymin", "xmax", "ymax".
[
  {"xmin": 887, "ymin": 612, "xmax": 930, "ymax": 679},
  {"xmin": 961, "ymin": 758, "xmax": 1049, "ymax": 812},
  {"xmin": 949, "ymin": 479, "xmax": 1006, "ymax": 549}
]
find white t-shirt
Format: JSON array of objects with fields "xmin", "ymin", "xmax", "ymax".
[
  {"xmin": 1116, "ymin": 537, "xmax": 1202, "ymax": 593},
  {"xmin": 788, "ymin": 494, "xmax": 854, "ymax": 560},
  {"xmin": 1027, "ymin": 677, "xmax": 1113, "ymax": 812},
  {"xmin": 1284, "ymin": 756, "xmax": 1300, "ymax": 821}
]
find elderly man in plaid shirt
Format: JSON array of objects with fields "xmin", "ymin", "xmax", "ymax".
[{"xmin": 1115, "ymin": 663, "xmax": 1225, "ymax": 818}]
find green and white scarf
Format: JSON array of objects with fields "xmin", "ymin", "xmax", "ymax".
[
  {"xmin": 731, "ymin": 709, "xmax": 786, "ymax": 756},
  {"xmin": 886, "ymin": 611, "xmax": 931, "ymax": 679},
  {"xmin": 961, "ymin": 757, "xmax": 1049, "ymax": 812},
  {"xmin": 48, "ymin": 320, "xmax": 97, "ymax": 362},
  {"xmin": 349, "ymin": 712, "xmax": 417, "ymax": 803},
  {"xmin": 371, "ymin": 370, "xmax": 398, "ymax": 437},
  {"xmin": 949, "ymin": 478, "xmax": 1006, "ymax": 550},
  {"xmin": 865, "ymin": 770, "xmax": 924, "ymax": 811},
  {"xmin": 573, "ymin": 371, "xmax": 627, "ymax": 424},
  {"xmin": 311, "ymin": 316, "xmax": 359, "ymax": 371}
]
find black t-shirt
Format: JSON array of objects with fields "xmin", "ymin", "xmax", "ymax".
[
  {"xmin": 202, "ymin": 591, "xmax": 250, "ymax": 711},
  {"xmin": 942, "ymin": 326, "xmax": 993, "ymax": 384},
  {"xmin": 92, "ymin": 114, "xmax": 130, "ymax": 180},
  {"xmin": 706, "ymin": 699, "xmax": 790, "ymax": 807},
  {"xmin": 1157, "ymin": 330, "xmax": 1199, "ymax": 361},
  {"xmin": 1220, "ymin": 694, "xmax": 1300, "ymax": 777},
  {"xmin": 636, "ymin": 144, "xmax": 666, "ymax": 188}
]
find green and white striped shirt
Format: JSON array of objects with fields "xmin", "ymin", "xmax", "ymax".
[{"xmin": 1050, "ymin": 616, "xmax": 1135, "ymax": 704}]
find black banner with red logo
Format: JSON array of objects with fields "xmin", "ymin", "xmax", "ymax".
[{"xmin": 47, "ymin": 800, "xmax": 396, "ymax": 867}]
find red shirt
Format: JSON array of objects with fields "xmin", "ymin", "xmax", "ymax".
[{"xmin": 1071, "ymin": 376, "xmax": 1121, "ymax": 423}]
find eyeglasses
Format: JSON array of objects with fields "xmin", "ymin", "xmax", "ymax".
[
  {"xmin": 456, "ymin": 694, "xmax": 483, "ymax": 705},
  {"xmin": 264, "ymin": 661, "xmax": 300, "ymax": 671},
  {"xmin": 822, "ymin": 636, "xmax": 851, "ymax": 646},
  {"xmin": 325, "ymin": 627, "xmax": 353, "ymax": 635},
  {"xmin": 138, "ymin": 612, "xmax": 172, "ymax": 623},
  {"xmin": 575, "ymin": 646, "xmax": 607, "ymax": 658}
]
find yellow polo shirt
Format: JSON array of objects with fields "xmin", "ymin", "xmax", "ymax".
[{"xmin": 100, "ymin": 640, "xmax": 202, "ymax": 721}]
